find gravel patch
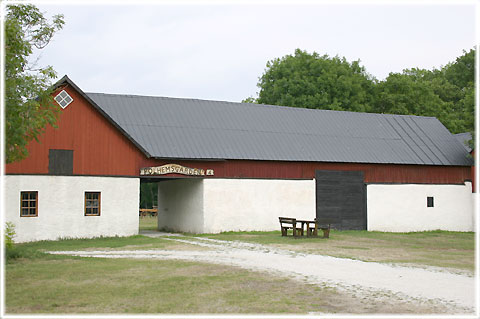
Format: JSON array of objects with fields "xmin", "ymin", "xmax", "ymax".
[{"xmin": 48, "ymin": 233, "xmax": 476, "ymax": 314}]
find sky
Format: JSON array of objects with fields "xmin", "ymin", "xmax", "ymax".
[{"xmin": 24, "ymin": 1, "xmax": 479, "ymax": 102}]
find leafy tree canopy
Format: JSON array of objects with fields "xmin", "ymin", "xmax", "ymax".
[
  {"xmin": 5, "ymin": 4, "xmax": 64, "ymax": 163},
  {"xmin": 374, "ymin": 49, "xmax": 475, "ymax": 134},
  {"xmin": 255, "ymin": 49, "xmax": 376, "ymax": 113},
  {"xmin": 443, "ymin": 48, "xmax": 475, "ymax": 89},
  {"xmin": 248, "ymin": 48, "xmax": 475, "ymax": 135}
]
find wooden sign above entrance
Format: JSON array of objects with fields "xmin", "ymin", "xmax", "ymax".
[{"xmin": 140, "ymin": 164, "xmax": 214, "ymax": 176}]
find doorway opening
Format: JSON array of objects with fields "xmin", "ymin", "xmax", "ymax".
[
  {"xmin": 139, "ymin": 180, "xmax": 158, "ymax": 231},
  {"xmin": 315, "ymin": 170, "xmax": 367, "ymax": 230}
]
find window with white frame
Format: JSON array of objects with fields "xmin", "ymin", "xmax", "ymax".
[{"xmin": 54, "ymin": 90, "xmax": 73, "ymax": 109}]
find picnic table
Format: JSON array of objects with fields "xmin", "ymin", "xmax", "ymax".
[
  {"xmin": 278, "ymin": 217, "xmax": 331, "ymax": 238},
  {"xmin": 139, "ymin": 208, "xmax": 158, "ymax": 217},
  {"xmin": 297, "ymin": 219, "xmax": 318, "ymax": 237}
]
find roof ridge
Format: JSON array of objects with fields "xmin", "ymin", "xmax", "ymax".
[
  {"xmin": 85, "ymin": 92, "xmax": 437, "ymax": 120},
  {"xmin": 120, "ymin": 122, "xmax": 405, "ymax": 140}
]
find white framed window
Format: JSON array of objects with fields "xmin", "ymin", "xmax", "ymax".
[{"xmin": 54, "ymin": 90, "xmax": 73, "ymax": 109}]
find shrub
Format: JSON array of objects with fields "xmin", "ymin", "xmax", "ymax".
[
  {"xmin": 5, "ymin": 222, "xmax": 16, "ymax": 249},
  {"xmin": 6, "ymin": 246, "xmax": 21, "ymax": 261},
  {"xmin": 5, "ymin": 222, "xmax": 20, "ymax": 262}
]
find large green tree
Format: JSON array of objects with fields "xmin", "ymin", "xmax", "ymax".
[
  {"xmin": 373, "ymin": 68, "xmax": 462, "ymax": 132},
  {"xmin": 374, "ymin": 49, "xmax": 475, "ymax": 134},
  {"xmin": 443, "ymin": 48, "xmax": 475, "ymax": 89},
  {"xmin": 4, "ymin": 4, "xmax": 64, "ymax": 163},
  {"xmin": 248, "ymin": 48, "xmax": 475, "ymax": 136},
  {"xmin": 441, "ymin": 48, "xmax": 475, "ymax": 135},
  {"xmin": 253, "ymin": 49, "xmax": 376, "ymax": 112}
]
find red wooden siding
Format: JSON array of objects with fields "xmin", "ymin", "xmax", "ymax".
[
  {"xmin": 5, "ymin": 84, "xmax": 472, "ymax": 185},
  {"xmin": 5, "ymin": 85, "xmax": 145, "ymax": 176},
  {"xmin": 138, "ymin": 158, "xmax": 471, "ymax": 184}
]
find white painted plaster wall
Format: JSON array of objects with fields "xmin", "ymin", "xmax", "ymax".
[
  {"xmin": 203, "ymin": 179, "xmax": 316, "ymax": 233},
  {"xmin": 157, "ymin": 179, "xmax": 204, "ymax": 233},
  {"xmin": 4, "ymin": 175, "xmax": 139, "ymax": 242},
  {"xmin": 156, "ymin": 178, "xmax": 315, "ymax": 234},
  {"xmin": 367, "ymin": 182, "xmax": 474, "ymax": 232}
]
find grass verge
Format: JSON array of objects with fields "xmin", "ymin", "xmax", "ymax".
[
  {"xmin": 140, "ymin": 217, "xmax": 474, "ymax": 271},
  {"xmin": 190, "ymin": 230, "xmax": 475, "ymax": 272},
  {"xmin": 5, "ymin": 235, "xmax": 453, "ymax": 314}
]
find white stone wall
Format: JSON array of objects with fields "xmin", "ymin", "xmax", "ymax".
[
  {"xmin": 155, "ymin": 178, "xmax": 474, "ymax": 234},
  {"xmin": 203, "ymin": 179, "xmax": 316, "ymax": 233},
  {"xmin": 4, "ymin": 175, "xmax": 140, "ymax": 243},
  {"xmin": 367, "ymin": 182, "xmax": 474, "ymax": 232},
  {"xmin": 157, "ymin": 178, "xmax": 316, "ymax": 234},
  {"xmin": 157, "ymin": 179, "xmax": 204, "ymax": 233}
]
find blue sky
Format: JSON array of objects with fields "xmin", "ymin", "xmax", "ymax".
[{"xmin": 30, "ymin": 1, "xmax": 477, "ymax": 102}]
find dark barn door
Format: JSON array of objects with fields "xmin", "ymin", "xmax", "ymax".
[{"xmin": 315, "ymin": 170, "xmax": 366, "ymax": 230}]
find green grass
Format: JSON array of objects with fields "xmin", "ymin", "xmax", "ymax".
[
  {"xmin": 7, "ymin": 257, "xmax": 339, "ymax": 313},
  {"xmin": 9, "ymin": 235, "xmax": 163, "ymax": 256},
  {"xmin": 190, "ymin": 230, "xmax": 475, "ymax": 271},
  {"xmin": 139, "ymin": 216, "xmax": 157, "ymax": 231},
  {"xmin": 141, "ymin": 217, "xmax": 474, "ymax": 270},
  {"xmin": 5, "ymin": 234, "xmax": 210, "ymax": 265},
  {"xmin": 6, "ymin": 235, "xmax": 451, "ymax": 314},
  {"xmin": 6, "ymin": 230, "xmax": 470, "ymax": 314},
  {"xmin": 7, "ymin": 256, "xmax": 447, "ymax": 314}
]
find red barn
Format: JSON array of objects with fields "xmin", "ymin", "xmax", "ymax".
[{"xmin": 5, "ymin": 76, "xmax": 474, "ymax": 242}]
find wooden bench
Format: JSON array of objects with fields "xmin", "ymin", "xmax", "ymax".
[
  {"xmin": 278, "ymin": 217, "xmax": 303, "ymax": 237},
  {"xmin": 279, "ymin": 217, "xmax": 333, "ymax": 238},
  {"xmin": 314, "ymin": 218, "xmax": 334, "ymax": 238}
]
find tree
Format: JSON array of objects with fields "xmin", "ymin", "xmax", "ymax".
[
  {"xmin": 247, "ymin": 48, "xmax": 475, "ymax": 136},
  {"xmin": 441, "ymin": 48, "xmax": 475, "ymax": 135},
  {"xmin": 140, "ymin": 183, "xmax": 158, "ymax": 209},
  {"xmin": 374, "ymin": 69, "xmax": 463, "ymax": 132},
  {"xmin": 254, "ymin": 49, "xmax": 376, "ymax": 112},
  {"xmin": 443, "ymin": 48, "xmax": 475, "ymax": 89},
  {"xmin": 373, "ymin": 49, "xmax": 475, "ymax": 134},
  {"xmin": 241, "ymin": 96, "xmax": 257, "ymax": 104},
  {"xmin": 4, "ymin": 4, "xmax": 64, "ymax": 163}
]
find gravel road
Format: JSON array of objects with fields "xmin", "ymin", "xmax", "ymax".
[{"xmin": 48, "ymin": 231, "xmax": 477, "ymax": 314}]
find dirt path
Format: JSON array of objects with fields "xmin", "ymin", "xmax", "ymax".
[{"xmin": 49, "ymin": 231, "xmax": 476, "ymax": 314}]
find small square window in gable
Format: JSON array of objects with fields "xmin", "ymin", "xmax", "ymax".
[{"xmin": 54, "ymin": 90, "xmax": 73, "ymax": 109}]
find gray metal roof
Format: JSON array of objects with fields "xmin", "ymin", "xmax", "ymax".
[
  {"xmin": 85, "ymin": 92, "xmax": 472, "ymax": 166},
  {"xmin": 454, "ymin": 132, "xmax": 473, "ymax": 152}
]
